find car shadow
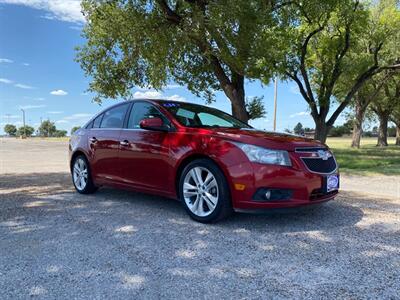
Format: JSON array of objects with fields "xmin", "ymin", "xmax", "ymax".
[{"xmin": 0, "ymin": 171, "xmax": 366, "ymax": 232}]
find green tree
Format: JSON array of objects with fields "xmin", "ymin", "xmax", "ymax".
[
  {"xmin": 329, "ymin": 121, "xmax": 352, "ymax": 137},
  {"xmin": 54, "ymin": 130, "xmax": 67, "ymax": 137},
  {"xmin": 38, "ymin": 120, "xmax": 56, "ymax": 137},
  {"xmin": 76, "ymin": 0, "xmax": 290, "ymax": 122},
  {"xmin": 71, "ymin": 126, "xmax": 81, "ymax": 135},
  {"xmin": 371, "ymin": 74, "xmax": 400, "ymax": 146},
  {"xmin": 245, "ymin": 96, "xmax": 266, "ymax": 120},
  {"xmin": 4, "ymin": 124, "xmax": 17, "ymax": 136},
  {"xmin": 279, "ymin": 0, "xmax": 400, "ymax": 142},
  {"xmin": 390, "ymin": 100, "xmax": 400, "ymax": 145},
  {"xmin": 17, "ymin": 125, "xmax": 35, "ymax": 137},
  {"xmin": 293, "ymin": 122, "xmax": 304, "ymax": 135},
  {"xmin": 348, "ymin": 73, "xmax": 389, "ymax": 148}
]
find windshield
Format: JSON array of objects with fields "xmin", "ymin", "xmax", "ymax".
[{"xmin": 160, "ymin": 102, "xmax": 251, "ymax": 129}]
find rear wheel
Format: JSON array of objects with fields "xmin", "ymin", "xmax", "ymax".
[
  {"xmin": 71, "ymin": 155, "xmax": 97, "ymax": 194},
  {"xmin": 179, "ymin": 159, "xmax": 232, "ymax": 223}
]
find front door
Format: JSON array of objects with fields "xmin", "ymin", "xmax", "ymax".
[{"xmin": 118, "ymin": 101, "xmax": 173, "ymax": 193}]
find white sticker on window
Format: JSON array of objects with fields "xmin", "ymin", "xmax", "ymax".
[{"xmin": 176, "ymin": 108, "xmax": 195, "ymax": 119}]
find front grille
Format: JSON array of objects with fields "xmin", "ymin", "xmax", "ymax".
[{"xmin": 301, "ymin": 156, "xmax": 337, "ymax": 174}]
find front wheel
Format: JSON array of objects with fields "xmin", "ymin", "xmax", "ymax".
[
  {"xmin": 179, "ymin": 159, "xmax": 232, "ymax": 223},
  {"xmin": 71, "ymin": 155, "xmax": 98, "ymax": 194}
]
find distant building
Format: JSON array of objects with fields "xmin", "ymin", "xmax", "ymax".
[{"xmin": 304, "ymin": 130, "xmax": 315, "ymax": 139}]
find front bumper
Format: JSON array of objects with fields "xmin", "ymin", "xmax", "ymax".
[{"xmin": 227, "ymin": 160, "xmax": 338, "ymax": 210}]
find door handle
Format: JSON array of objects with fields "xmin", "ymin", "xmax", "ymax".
[
  {"xmin": 120, "ymin": 140, "xmax": 130, "ymax": 146},
  {"xmin": 89, "ymin": 137, "xmax": 97, "ymax": 143}
]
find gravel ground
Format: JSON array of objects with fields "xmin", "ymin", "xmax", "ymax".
[{"xmin": 0, "ymin": 138, "xmax": 399, "ymax": 299}]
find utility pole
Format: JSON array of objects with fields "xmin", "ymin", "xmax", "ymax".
[
  {"xmin": 5, "ymin": 114, "xmax": 11, "ymax": 124},
  {"xmin": 273, "ymin": 78, "xmax": 278, "ymax": 131},
  {"xmin": 21, "ymin": 109, "xmax": 26, "ymax": 138}
]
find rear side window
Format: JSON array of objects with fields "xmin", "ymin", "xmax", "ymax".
[
  {"xmin": 127, "ymin": 102, "xmax": 169, "ymax": 129},
  {"xmin": 100, "ymin": 103, "xmax": 129, "ymax": 129}
]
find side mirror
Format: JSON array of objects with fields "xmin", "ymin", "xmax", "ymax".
[{"xmin": 139, "ymin": 117, "xmax": 170, "ymax": 132}]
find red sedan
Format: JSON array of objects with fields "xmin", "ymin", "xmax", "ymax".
[{"xmin": 69, "ymin": 99, "xmax": 339, "ymax": 223}]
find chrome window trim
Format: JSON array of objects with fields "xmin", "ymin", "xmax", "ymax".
[{"xmin": 88, "ymin": 128, "xmax": 123, "ymax": 131}]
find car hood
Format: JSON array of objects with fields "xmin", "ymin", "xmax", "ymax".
[{"xmin": 208, "ymin": 128, "xmax": 325, "ymax": 151}]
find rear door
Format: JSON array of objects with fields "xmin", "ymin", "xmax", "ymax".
[
  {"xmin": 118, "ymin": 101, "xmax": 173, "ymax": 192},
  {"xmin": 88, "ymin": 103, "xmax": 130, "ymax": 183}
]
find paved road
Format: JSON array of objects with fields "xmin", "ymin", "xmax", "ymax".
[{"xmin": 0, "ymin": 138, "xmax": 399, "ymax": 299}]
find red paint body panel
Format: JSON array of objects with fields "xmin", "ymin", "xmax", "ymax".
[{"xmin": 69, "ymin": 99, "xmax": 338, "ymax": 211}]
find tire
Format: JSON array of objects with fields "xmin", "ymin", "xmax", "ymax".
[
  {"xmin": 179, "ymin": 159, "xmax": 232, "ymax": 223},
  {"xmin": 71, "ymin": 154, "xmax": 98, "ymax": 194}
]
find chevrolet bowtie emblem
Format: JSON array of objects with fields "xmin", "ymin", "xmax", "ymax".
[{"xmin": 317, "ymin": 150, "xmax": 332, "ymax": 160}]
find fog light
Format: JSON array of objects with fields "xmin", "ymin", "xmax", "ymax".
[{"xmin": 253, "ymin": 188, "xmax": 293, "ymax": 202}]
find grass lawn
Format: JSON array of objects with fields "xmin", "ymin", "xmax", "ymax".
[{"xmin": 326, "ymin": 137, "xmax": 400, "ymax": 175}]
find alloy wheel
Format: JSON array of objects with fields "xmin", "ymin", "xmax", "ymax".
[
  {"xmin": 73, "ymin": 158, "xmax": 88, "ymax": 191},
  {"xmin": 183, "ymin": 166, "xmax": 219, "ymax": 217}
]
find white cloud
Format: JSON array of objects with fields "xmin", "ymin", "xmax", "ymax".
[
  {"xmin": 133, "ymin": 90, "xmax": 186, "ymax": 101},
  {"xmin": 164, "ymin": 84, "xmax": 181, "ymax": 89},
  {"xmin": 34, "ymin": 97, "xmax": 45, "ymax": 101},
  {"xmin": 0, "ymin": 78, "xmax": 13, "ymax": 84},
  {"xmin": 134, "ymin": 85, "xmax": 154, "ymax": 91},
  {"xmin": 19, "ymin": 104, "xmax": 46, "ymax": 110},
  {"xmin": 14, "ymin": 83, "xmax": 35, "ymax": 89},
  {"xmin": 0, "ymin": 58, "xmax": 13, "ymax": 63},
  {"xmin": 47, "ymin": 111, "xmax": 63, "ymax": 114},
  {"xmin": 1, "ymin": 80, "xmax": 36, "ymax": 89},
  {"xmin": 133, "ymin": 91, "xmax": 162, "ymax": 99},
  {"xmin": 0, "ymin": 0, "xmax": 85, "ymax": 24},
  {"xmin": 5, "ymin": 115, "xmax": 20, "ymax": 119},
  {"xmin": 249, "ymin": 118, "xmax": 270, "ymax": 130},
  {"xmin": 166, "ymin": 94, "xmax": 186, "ymax": 102},
  {"xmin": 56, "ymin": 120, "xmax": 69, "ymax": 124},
  {"xmin": 63, "ymin": 113, "xmax": 91, "ymax": 120},
  {"xmin": 22, "ymin": 62, "xmax": 30, "ymax": 66},
  {"xmin": 289, "ymin": 111, "xmax": 309, "ymax": 118},
  {"xmin": 69, "ymin": 25, "xmax": 82, "ymax": 31},
  {"xmin": 290, "ymin": 85, "xmax": 301, "ymax": 96},
  {"xmin": 50, "ymin": 89, "xmax": 68, "ymax": 96}
]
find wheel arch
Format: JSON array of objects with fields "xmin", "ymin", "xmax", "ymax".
[
  {"xmin": 174, "ymin": 153, "xmax": 232, "ymax": 200},
  {"xmin": 70, "ymin": 150, "xmax": 89, "ymax": 171}
]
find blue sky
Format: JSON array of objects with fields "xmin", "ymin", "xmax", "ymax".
[{"xmin": 0, "ymin": 1, "xmax": 345, "ymax": 135}]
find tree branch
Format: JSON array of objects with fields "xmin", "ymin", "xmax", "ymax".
[
  {"xmin": 156, "ymin": 0, "xmax": 233, "ymax": 90},
  {"xmin": 286, "ymin": 71, "xmax": 319, "ymax": 117},
  {"xmin": 298, "ymin": 26, "xmax": 324, "ymax": 108},
  {"xmin": 327, "ymin": 66, "xmax": 379, "ymax": 126},
  {"xmin": 156, "ymin": 0, "xmax": 182, "ymax": 25}
]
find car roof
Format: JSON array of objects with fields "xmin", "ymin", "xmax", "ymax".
[{"xmin": 82, "ymin": 98, "xmax": 195, "ymax": 128}]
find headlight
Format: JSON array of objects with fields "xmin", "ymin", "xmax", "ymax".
[{"xmin": 233, "ymin": 142, "xmax": 292, "ymax": 166}]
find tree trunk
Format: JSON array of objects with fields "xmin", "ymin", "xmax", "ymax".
[
  {"xmin": 351, "ymin": 104, "xmax": 366, "ymax": 148},
  {"xmin": 230, "ymin": 90, "xmax": 248, "ymax": 123},
  {"xmin": 224, "ymin": 74, "xmax": 249, "ymax": 123},
  {"xmin": 396, "ymin": 124, "xmax": 400, "ymax": 146},
  {"xmin": 314, "ymin": 119, "xmax": 331, "ymax": 143},
  {"xmin": 376, "ymin": 113, "xmax": 389, "ymax": 147}
]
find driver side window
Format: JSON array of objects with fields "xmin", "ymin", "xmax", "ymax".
[{"xmin": 127, "ymin": 102, "xmax": 169, "ymax": 129}]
